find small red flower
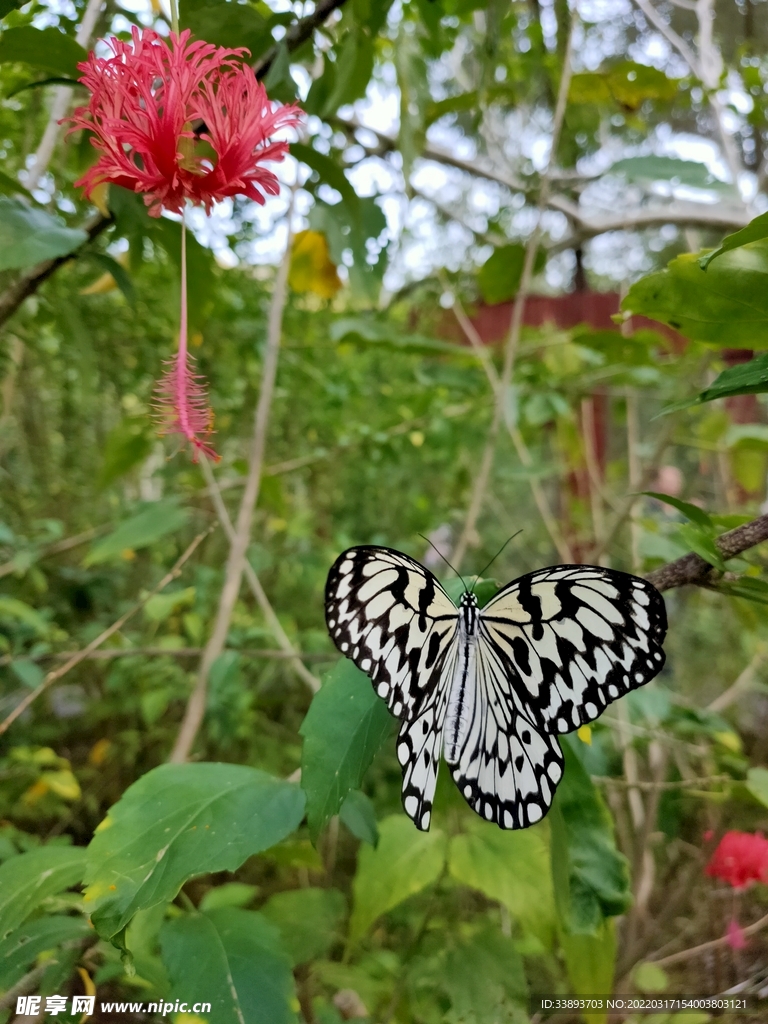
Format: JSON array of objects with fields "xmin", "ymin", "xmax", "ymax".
[
  {"xmin": 705, "ymin": 831, "xmax": 768, "ymax": 890},
  {"xmin": 67, "ymin": 27, "xmax": 301, "ymax": 216}
]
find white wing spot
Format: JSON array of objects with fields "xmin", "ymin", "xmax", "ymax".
[
  {"xmin": 608, "ymin": 684, "xmax": 618, "ymax": 697},
  {"xmin": 484, "ymin": 803, "xmax": 493, "ymax": 820},
  {"xmin": 377, "ymin": 682, "xmax": 389, "ymax": 698},
  {"xmin": 421, "ymin": 811, "xmax": 430, "ymax": 829},
  {"xmin": 527, "ymin": 803, "xmax": 543, "ymax": 824},
  {"xmin": 464, "ymin": 785, "xmax": 472, "ymax": 798},
  {"xmin": 393, "ymin": 700, "xmax": 403, "ymax": 716},
  {"xmin": 585, "ymin": 701, "xmax": 597, "ymax": 718},
  {"xmin": 504, "ymin": 810, "xmax": 514, "ymax": 827},
  {"xmin": 404, "ymin": 795, "xmax": 418, "ymax": 817},
  {"xmin": 361, "ymin": 658, "xmax": 371, "ymax": 672},
  {"xmin": 397, "ymin": 743, "xmax": 409, "ymax": 764},
  {"xmin": 634, "ymin": 671, "xmax": 644, "ymax": 682},
  {"xmin": 341, "ymin": 642, "xmax": 349, "ymax": 652}
]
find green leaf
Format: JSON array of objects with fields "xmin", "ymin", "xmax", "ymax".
[
  {"xmin": 340, "ymin": 789, "xmax": 379, "ymax": 847},
  {"xmin": 0, "ymin": 168, "xmax": 31, "ymax": 199},
  {"xmin": 329, "ymin": 316, "xmax": 473, "ymax": 358},
  {"xmin": 260, "ymin": 888, "xmax": 346, "ymax": 965},
  {"xmin": 0, "ymin": 197, "xmax": 87, "ymax": 272},
  {"xmin": 84, "ymin": 763, "xmax": 305, "ymax": 941},
  {"xmin": 292, "ymin": 143, "xmax": 360, "ymax": 216},
  {"xmin": 161, "ymin": 908, "xmax": 298, "ymax": 1024},
  {"xmin": 746, "ymin": 766, "xmax": 768, "ymax": 807},
  {"xmin": 300, "ymin": 659, "xmax": 393, "ymax": 842},
  {"xmin": 0, "ymin": 596, "xmax": 51, "ymax": 636},
  {"xmin": 199, "ymin": 883, "xmax": 259, "ymax": 913},
  {"xmin": 0, "ymin": 846, "xmax": 86, "ymax": 939},
  {"xmin": 181, "ymin": 0, "xmax": 270, "ymax": 57},
  {"xmin": 696, "ymin": 353, "xmax": 768, "ymax": 404},
  {"xmin": 676, "ymin": 523, "xmax": 726, "ymax": 572},
  {"xmin": 88, "ymin": 253, "xmax": 136, "ymax": 305},
  {"xmin": 448, "ymin": 818, "xmax": 555, "ymax": 947},
  {"xmin": 559, "ymin": 918, "xmax": 616, "ymax": 1024},
  {"xmin": 349, "ymin": 814, "xmax": 447, "ymax": 942},
  {"xmin": 83, "ymin": 500, "xmax": 190, "ymax": 566},
  {"xmin": 322, "ymin": 29, "xmax": 374, "ymax": 115},
  {"xmin": 641, "ymin": 492, "xmax": 713, "ymax": 528},
  {"xmin": 0, "ymin": 26, "xmax": 87, "ymax": 78},
  {"xmin": 0, "ymin": 915, "xmax": 91, "ymax": 989},
  {"xmin": 717, "ymin": 577, "xmax": 768, "ymax": 606},
  {"xmin": 441, "ymin": 926, "xmax": 528, "ymax": 1022},
  {"xmin": 97, "ymin": 417, "xmax": 154, "ymax": 489},
  {"xmin": 478, "ymin": 244, "xmax": 546, "ymax": 305},
  {"xmin": 621, "ymin": 243, "xmax": 768, "ymax": 348},
  {"xmin": 550, "ymin": 739, "xmax": 631, "ymax": 935},
  {"xmin": 700, "ymin": 211, "xmax": 768, "ymax": 269},
  {"xmin": 609, "ymin": 156, "xmax": 728, "ymax": 190},
  {"xmin": 262, "ymin": 41, "xmax": 296, "ymax": 104}
]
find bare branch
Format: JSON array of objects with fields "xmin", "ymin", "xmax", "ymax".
[
  {"xmin": 650, "ymin": 909, "xmax": 768, "ymax": 967},
  {"xmin": 0, "ymin": 646, "xmax": 333, "ymax": 668},
  {"xmin": 0, "ymin": 526, "xmax": 213, "ymax": 737},
  {"xmin": 252, "ymin": 0, "xmax": 347, "ymax": 79}
]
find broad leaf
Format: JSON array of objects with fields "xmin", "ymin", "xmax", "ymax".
[
  {"xmin": 0, "ymin": 915, "xmax": 91, "ymax": 989},
  {"xmin": 676, "ymin": 523, "xmax": 726, "ymax": 572},
  {"xmin": 559, "ymin": 918, "xmax": 616, "ymax": 1024},
  {"xmin": 621, "ymin": 243, "xmax": 768, "ymax": 348},
  {"xmin": 84, "ymin": 763, "xmax": 305, "ymax": 940},
  {"xmin": 550, "ymin": 739, "xmax": 631, "ymax": 935},
  {"xmin": 181, "ymin": 0, "xmax": 270, "ymax": 56},
  {"xmin": 0, "ymin": 168, "xmax": 31, "ymax": 199},
  {"xmin": 83, "ymin": 500, "xmax": 190, "ymax": 565},
  {"xmin": 641, "ymin": 492, "xmax": 712, "ymax": 529},
  {"xmin": 0, "ymin": 26, "xmax": 87, "ymax": 78},
  {"xmin": 746, "ymin": 767, "xmax": 768, "ymax": 807},
  {"xmin": 0, "ymin": 847, "xmax": 86, "ymax": 939},
  {"xmin": 349, "ymin": 814, "xmax": 446, "ymax": 942},
  {"xmin": 260, "ymin": 888, "xmax": 346, "ymax": 965},
  {"xmin": 300, "ymin": 659, "xmax": 393, "ymax": 841},
  {"xmin": 448, "ymin": 818, "xmax": 555, "ymax": 947},
  {"xmin": 696, "ymin": 353, "xmax": 768, "ymax": 404},
  {"xmin": 289, "ymin": 230, "xmax": 342, "ymax": 299},
  {"xmin": 0, "ymin": 596, "xmax": 52, "ymax": 636},
  {"xmin": 478, "ymin": 244, "xmax": 545, "ymax": 304},
  {"xmin": 291, "ymin": 143, "xmax": 360, "ymax": 214},
  {"xmin": 609, "ymin": 156, "xmax": 728, "ymax": 190},
  {"xmin": 161, "ymin": 909, "xmax": 298, "ymax": 1024},
  {"xmin": 717, "ymin": 577, "xmax": 768, "ymax": 606},
  {"xmin": 441, "ymin": 927, "xmax": 527, "ymax": 1023},
  {"xmin": 700, "ymin": 211, "xmax": 768, "ymax": 269},
  {"xmin": 0, "ymin": 197, "xmax": 87, "ymax": 272},
  {"xmin": 340, "ymin": 789, "xmax": 379, "ymax": 847}
]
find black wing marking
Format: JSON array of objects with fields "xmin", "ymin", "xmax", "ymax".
[
  {"xmin": 478, "ymin": 565, "xmax": 667, "ymax": 735},
  {"xmin": 449, "ymin": 628, "xmax": 564, "ymax": 829}
]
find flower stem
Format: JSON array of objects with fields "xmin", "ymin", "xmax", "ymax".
[{"xmin": 169, "ymin": 0, "xmax": 179, "ymax": 37}]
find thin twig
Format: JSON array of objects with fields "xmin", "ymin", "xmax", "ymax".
[
  {"xmin": 448, "ymin": 20, "xmax": 577, "ymax": 568},
  {"xmin": 0, "ymin": 525, "xmax": 108, "ymax": 580},
  {"xmin": 592, "ymin": 774, "xmax": 731, "ymax": 791},
  {"xmin": 0, "ymin": 526, "xmax": 213, "ymax": 737},
  {"xmin": 199, "ymin": 454, "xmax": 320, "ymax": 693},
  {"xmin": 0, "ymin": 647, "xmax": 334, "ymax": 668},
  {"xmin": 708, "ymin": 647, "xmax": 768, "ymax": 713},
  {"xmin": 649, "ymin": 910, "xmax": 768, "ymax": 968},
  {"xmin": 170, "ymin": 196, "xmax": 296, "ymax": 764}
]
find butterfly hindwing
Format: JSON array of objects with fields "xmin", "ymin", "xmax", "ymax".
[
  {"xmin": 448, "ymin": 630, "xmax": 564, "ymax": 829},
  {"xmin": 479, "ymin": 565, "xmax": 667, "ymax": 735}
]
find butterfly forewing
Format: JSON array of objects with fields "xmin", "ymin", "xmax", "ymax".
[{"xmin": 478, "ymin": 565, "xmax": 667, "ymax": 735}]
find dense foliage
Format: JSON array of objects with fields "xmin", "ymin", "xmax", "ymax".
[{"xmin": 3, "ymin": 1, "xmax": 768, "ymax": 1023}]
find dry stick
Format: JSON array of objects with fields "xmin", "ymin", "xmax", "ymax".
[
  {"xmin": 448, "ymin": 294, "xmax": 572, "ymax": 564},
  {"xmin": 24, "ymin": 0, "xmax": 104, "ymax": 192},
  {"xmin": 593, "ymin": 774, "xmax": 731, "ymax": 791},
  {"xmin": 581, "ymin": 396, "xmax": 607, "ymax": 551},
  {"xmin": 169, "ymin": 205, "xmax": 296, "ymax": 764},
  {"xmin": 0, "ymin": 527, "xmax": 213, "ymax": 738},
  {"xmin": 649, "ymin": 910, "xmax": 768, "ymax": 968},
  {"xmin": 708, "ymin": 646, "xmax": 768, "ymax": 713},
  {"xmin": 199, "ymin": 454, "xmax": 319, "ymax": 693},
  {"xmin": 451, "ymin": 19, "xmax": 577, "ymax": 572},
  {"xmin": 0, "ymin": 647, "xmax": 334, "ymax": 668}
]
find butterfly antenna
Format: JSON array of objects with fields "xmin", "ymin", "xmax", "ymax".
[
  {"xmin": 470, "ymin": 531, "xmax": 524, "ymax": 594},
  {"xmin": 418, "ymin": 533, "xmax": 468, "ymax": 592}
]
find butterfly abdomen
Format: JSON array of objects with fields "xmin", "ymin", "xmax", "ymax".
[{"xmin": 444, "ymin": 597, "xmax": 479, "ymax": 765}]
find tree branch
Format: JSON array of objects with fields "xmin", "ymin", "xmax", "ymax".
[
  {"xmin": 252, "ymin": 0, "xmax": 347, "ymax": 79},
  {"xmin": 646, "ymin": 513, "xmax": 768, "ymax": 591}
]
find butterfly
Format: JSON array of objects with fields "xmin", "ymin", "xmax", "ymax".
[{"xmin": 325, "ymin": 546, "xmax": 667, "ymax": 831}]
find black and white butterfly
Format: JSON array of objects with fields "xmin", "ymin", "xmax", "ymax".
[{"xmin": 325, "ymin": 546, "xmax": 667, "ymax": 832}]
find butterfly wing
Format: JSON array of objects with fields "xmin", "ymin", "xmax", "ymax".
[
  {"xmin": 448, "ymin": 628, "xmax": 564, "ymax": 829},
  {"xmin": 325, "ymin": 545, "xmax": 459, "ymax": 829},
  {"xmin": 478, "ymin": 565, "xmax": 667, "ymax": 735}
]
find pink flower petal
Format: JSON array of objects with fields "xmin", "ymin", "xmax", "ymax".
[{"xmin": 726, "ymin": 918, "xmax": 747, "ymax": 950}]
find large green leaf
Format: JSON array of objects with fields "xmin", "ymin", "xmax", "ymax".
[
  {"xmin": 441, "ymin": 927, "xmax": 528, "ymax": 1024},
  {"xmin": 340, "ymin": 789, "xmax": 379, "ymax": 847},
  {"xmin": 478, "ymin": 244, "xmax": 546, "ymax": 305},
  {"xmin": 609, "ymin": 156, "xmax": 729, "ymax": 190},
  {"xmin": 84, "ymin": 763, "xmax": 305, "ymax": 940},
  {"xmin": 0, "ymin": 915, "xmax": 91, "ymax": 989},
  {"xmin": 0, "ymin": 847, "xmax": 86, "ymax": 939},
  {"xmin": 695, "ymin": 352, "xmax": 768, "ymax": 404},
  {"xmin": 448, "ymin": 818, "xmax": 556, "ymax": 947},
  {"xmin": 83, "ymin": 500, "xmax": 190, "ymax": 566},
  {"xmin": 161, "ymin": 909, "xmax": 298, "ymax": 1024},
  {"xmin": 700, "ymin": 211, "xmax": 768, "ymax": 269},
  {"xmin": 641, "ymin": 492, "xmax": 713, "ymax": 529},
  {"xmin": 0, "ymin": 26, "xmax": 87, "ymax": 78},
  {"xmin": 559, "ymin": 918, "xmax": 617, "ymax": 1024},
  {"xmin": 549, "ymin": 739, "xmax": 631, "ymax": 935},
  {"xmin": 181, "ymin": 0, "xmax": 270, "ymax": 56},
  {"xmin": 349, "ymin": 814, "xmax": 447, "ymax": 942},
  {"xmin": 300, "ymin": 659, "xmax": 393, "ymax": 841},
  {"xmin": 0, "ymin": 197, "xmax": 87, "ymax": 272},
  {"xmin": 291, "ymin": 143, "xmax": 360, "ymax": 216},
  {"xmin": 621, "ymin": 243, "xmax": 768, "ymax": 348},
  {"xmin": 260, "ymin": 888, "xmax": 346, "ymax": 965}
]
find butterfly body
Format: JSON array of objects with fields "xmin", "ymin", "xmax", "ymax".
[{"xmin": 324, "ymin": 545, "xmax": 667, "ymax": 832}]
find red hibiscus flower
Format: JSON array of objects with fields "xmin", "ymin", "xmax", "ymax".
[
  {"xmin": 67, "ymin": 27, "xmax": 302, "ymax": 459},
  {"xmin": 68, "ymin": 27, "xmax": 302, "ymax": 217},
  {"xmin": 705, "ymin": 830, "xmax": 768, "ymax": 890}
]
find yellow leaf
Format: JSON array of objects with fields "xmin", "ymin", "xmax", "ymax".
[
  {"xmin": 577, "ymin": 725, "xmax": 592, "ymax": 745},
  {"xmin": 409, "ymin": 431, "xmax": 425, "ymax": 448},
  {"xmin": 121, "ymin": 548, "xmax": 136, "ymax": 561},
  {"xmin": 77, "ymin": 966, "xmax": 96, "ymax": 998},
  {"xmin": 44, "ymin": 769, "xmax": 81, "ymax": 801},
  {"xmin": 22, "ymin": 779, "xmax": 49, "ymax": 804},
  {"xmin": 714, "ymin": 730, "xmax": 742, "ymax": 753},
  {"xmin": 81, "ymin": 272, "xmax": 118, "ymax": 296},
  {"xmin": 289, "ymin": 230, "xmax": 342, "ymax": 298},
  {"xmin": 89, "ymin": 738, "xmax": 111, "ymax": 767},
  {"xmin": 90, "ymin": 182, "xmax": 110, "ymax": 217}
]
